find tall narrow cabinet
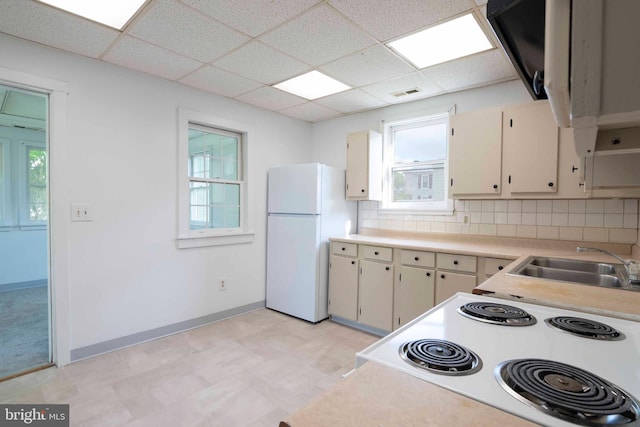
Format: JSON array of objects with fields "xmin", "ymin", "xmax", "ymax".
[{"xmin": 346, "ymin": 130, "xmax": 382, "ymax": 201}]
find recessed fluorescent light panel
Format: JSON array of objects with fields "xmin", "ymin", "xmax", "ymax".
[
  {"xmin": 273, "ymin": 71, "xmax": 351, "ymax": 100},
  {"xmin": 37, "ymin": 0, "xmax": 147, "ymax": 30},
  {"xmin": 388, "ymin": 14, "xmax": 492, "ymax": 69}
]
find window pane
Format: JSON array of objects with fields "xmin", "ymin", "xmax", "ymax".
[
  {"xmin": 224, "ymin": 207, "xmax": 240, "ymax": 228},
  {"xmin": 28, "ymin": 148, "xmax": 47, "ymax": 221},
  {"xmin": 189, "ymin": 181, "xmax": 241, "ymax": 230},
  {"xmin": 393, "ymin": 123, "xmax": 447, "ymax": 163},
  {"xmin": 393, "ymin": 165, "xmax": 445, "ymax": 202}
]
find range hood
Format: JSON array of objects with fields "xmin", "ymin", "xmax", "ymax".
[{"xmin": 489, "ymin": 0, "xmax": 640, "ymax": 158}]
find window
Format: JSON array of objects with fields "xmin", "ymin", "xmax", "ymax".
[
  {"xmin": 382, "ymin": 111, "xmax": 452, "ymax": 212},
  {"xmin": 0, "ymin": 134, "xmax": 47, "ymax": 229},
  {"xmin": 188, "ymin": 125, "xmax": 241, "ymax": 230},
  {"xmin": 177, "ymin": 109, "xmax": 254, "ymax": 248}
]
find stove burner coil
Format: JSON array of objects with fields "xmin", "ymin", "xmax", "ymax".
[
  {"xmin": 399, "ymin": 339, "xmax": 482, "ymax": 376},
  {"xmin": 495, "ymin": 359, "xmax": 640, "ymax": 426},
  {"xmin": 545, "ymin": 316, "xmax": 625, "ymax": 341},
  {"xmin": 457, "ymin": 302, "xmax": 537, "ymax": 326}
]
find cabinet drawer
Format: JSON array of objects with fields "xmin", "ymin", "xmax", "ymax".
[
  {"xmin": 361, "ymin": 245, "xmax": 393, "ymax": 262},
  {"xmin": 331, "ymin": 242, "xmax": 357, "ymax": 257},
  {"xmin": 485, "ymin": 258, "xmax": 513, "ymax": 276},
  {"xmin": 436, "ymin": 253, "xmax": 477, "ymax": 273},
  {"xmin": 400, "ymin": 250, "xmax": 435, "ymax": 268}
]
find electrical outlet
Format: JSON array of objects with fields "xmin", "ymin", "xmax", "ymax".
[
  {"xmin": 219, "ymin": 278, "xmax": 226, "ymax": 291},
  {"xmin": 71, "ymin": 203, "xmax": 92, "ymax": 222},
  {"xmin": 463, "ymin": 215, "xmax": 469, "ymax": 224}
]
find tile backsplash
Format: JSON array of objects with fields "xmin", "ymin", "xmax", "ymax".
[{"xmin": 359, "ymin": 199, "xmax": 639, "ymax": 244}]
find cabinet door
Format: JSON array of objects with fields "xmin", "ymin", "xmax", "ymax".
[
  {"xmin": 503, "ymin": 102, "xmax": 559, "ymax": 193},
  {"xmin": 346, "ymin": 132, "xmax": 369, "ymax": 199},
  {"xmin": 434, "ymin": 271, "xmax": 477, "ymax": 305},
  {"xmin": 450, "ymin": 109, "xmax": 503, "ymax": 196},
  {"xmin": 346, "ymin": 131, "xmax": 382, "ymax": 201},
  {"xmin": 359, "ymin": 260, "xmax": 394, "ymax": 331},
  {"xmin": 328, "ymin": 255, "xmax": 359, "ymax": 321},
  {"xmin": 397, "ymin": 266, "xmax": 435, "ymax": 328}
]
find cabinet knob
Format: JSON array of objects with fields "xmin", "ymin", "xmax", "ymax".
[
  {"xmin": 414, "ymin": 256, "xmax": 419, "ymax": 261},
  {"xmin": 548, "ymin": 182, "xmax": 554, "ymax": 187},
  {"xmin": 385, "ymin": 266, "xmax": 390, "ymax": 271},
  {"xmin": 453, "ymin": 260, "xmax": 459, "ymax": 265},
  {"xmin": 374, "ymin": 251, "xmax": 379, "ymax": 255},
  {"xmin": 351, "ymin": 261, "xmax": 355, "ymax": 265},
  {"xmin": 493, "ymin": 184, "xmax": 498, "ymax": 189},
  {"xmin": 498, "ymin": 266, "xmax": 504, "ymax": 270},
  {"xmin": 361, "ymin": 189, "xmax": 365, "ymax": 193},
  {"xmin": 440, "ymin": 274, "xmax": 446, "ymax": 279},
  {"xmin": 341, "ymin": 247, "xmax": 346, "ymax": 251},
  {"xmin": 426, "ymin": 272, "xmax": 431, "ymax": 277}
]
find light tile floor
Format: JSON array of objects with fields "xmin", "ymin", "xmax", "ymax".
[{"xmin": 0, "ymin": 309, "xmax": 378, "ymax": 427}]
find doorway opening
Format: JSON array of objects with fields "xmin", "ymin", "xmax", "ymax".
[{"xmin": 0, "ymin": 83, "xmax": 52, "ymax": 380}]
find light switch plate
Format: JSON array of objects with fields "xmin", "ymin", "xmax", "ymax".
[{"xmin": 71, "ymin": 203, "xmax": 92, "ymax": 222}]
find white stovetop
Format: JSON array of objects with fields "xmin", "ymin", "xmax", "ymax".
[{"xmin": 356, "ymin": 293, "xmax": 640, "ymax": 427}]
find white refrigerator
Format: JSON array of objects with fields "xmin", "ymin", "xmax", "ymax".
[{"xmin": 266, "ymin": 163, "xmax": 356, "ymax": 323}]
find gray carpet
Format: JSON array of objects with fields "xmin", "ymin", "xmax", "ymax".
[{"xmin": 0, "ymin": 285, "xmax": 50, "ymax": 379}]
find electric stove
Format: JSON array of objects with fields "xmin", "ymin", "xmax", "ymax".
[{"xmin": 355, "ymin": 293, "xmax": 640, "ymax": 426}]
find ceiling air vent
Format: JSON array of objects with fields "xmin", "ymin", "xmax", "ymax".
[{"xmin": 392, "ymin": 88, "xmax": 421, "ymax": 97}]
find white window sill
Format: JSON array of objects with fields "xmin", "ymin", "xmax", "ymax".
[
  {"xmin": 177, "ymin": 231, "xmax": 255, "ymax": 249},
  {"xmin": 377, "ymin": 208, "xmax": 454, "ymax": 216}
]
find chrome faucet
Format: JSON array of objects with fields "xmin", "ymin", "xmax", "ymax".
[{"xmin": 576, "ymin": 246, "xmax": 640, "ymax": 284}]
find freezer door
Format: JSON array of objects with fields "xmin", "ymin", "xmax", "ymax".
[
  {"xmin": 266, "ymin": 214, "xmax": 323, "ymax": 322},
  {"xmin": 268, "ymin": 163, "xmax": 321, "ymax": 214}
]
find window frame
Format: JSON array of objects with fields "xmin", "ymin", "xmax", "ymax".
[
  {"xmin": 177, "ymin": 109, "xmax": 254, "ymax": 248},
  {"xmin": 380, "ymin": 107, "xmax": 454, "ymax": 214}
]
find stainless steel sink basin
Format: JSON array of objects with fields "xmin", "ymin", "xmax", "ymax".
[
  {"xmin": 516, "ymin": 265, "xmax": 623, "ymax": 288},
  {"xmin": 508, "ymin": 256, "xmax": 638, "ymax": 291},
  {"xmin": 528, "ymin": 257, "xmax": 617, "ymax": 275}
]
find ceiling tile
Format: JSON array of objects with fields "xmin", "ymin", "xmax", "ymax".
[
  {"xmin": 330, "ymin": 0, "xmax": 473, "ymax": 41},
  {"xmin": 421, "ymin": 49, "xmax": 516, "ymax": 91},
  {"xmin": 235, "ymin": 86, "xmax": 307, "ymax": 111},
  {"xmin": 315, "ymin": 89, "xmax": 388, "ymax": 113},
  {"xmin": 260, "ymin": 4, "xmax": 376, "ymax": 66},
  {"xmin": 179, "ymin": 65, "xmax": 262, "ymax": 98},
  {"xmin": 180, "ymin": 0, "xmax": 321, "ymax": 37},
  {"xmin": 361, "ymin": 72, "xmax": 444, "ymax": 104},
  {"xmin": 213, "ymin": 41, "xmax": 310, "ymax": 85},
  {"xmin": 320, "ymin": 45, "xmax": 415, "ymax": 87},
  {"xmin": 0, "ymin": 0, "xmax": 119, "ymax": 58},
  {"xmin": 104, "ymin": 36, "xmax": 202, "ymax": 80},
  {"xmin": 279, "ymin": 102, "xmax": 342, "ymax": 122},
  {"xmin": 129, "ymin": 0, "xmax": 249, "ymax": 62}
]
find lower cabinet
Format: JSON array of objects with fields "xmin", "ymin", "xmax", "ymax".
[
  {"xmin": 396, "ymin": 266, "xmax": 435, "ymax": 328},
  {"xmin": 435, "ymin": 271, "xmax": 477, "ymax": 305},
  {"xmin": 328, "ymin": 254, "xmax": 359, "ymax": 321},
  {"xmin": 328, "ymin": 241, "xmax": 491, "ymax": 333},
  {"xmin": 358, "ymin": 260, "xmax": 394, "ymax": 331}
]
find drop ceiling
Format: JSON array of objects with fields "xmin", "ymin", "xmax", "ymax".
[{"xmin": 0, "ymin": 0, "xmax": 518, "ymax": 123}]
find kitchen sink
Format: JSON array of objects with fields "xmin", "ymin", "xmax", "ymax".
[
  {"xmin": 527, "ymin": 257, "xmax": 617, "ymax": 275},
  {"xmin": 515, "ymin": 265, "xmax": 623, "ymax": 288},
  {"xmin": 508, "ymin": 256, "xmax": 638, "ymax": 291}
]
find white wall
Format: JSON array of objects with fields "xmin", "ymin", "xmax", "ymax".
[{"xmin": 1, "ymin": 34, "xmax": 312, "ymax": 351}]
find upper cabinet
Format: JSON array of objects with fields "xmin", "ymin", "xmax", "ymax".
[
  {"xmin": 450, "ymin": 109, "xmax": 503, "ymax": 197},
  {"xmin": 449, "ymin": 101, "xmax": 586, "ymax": 200},
  {"xmin": 502, "ymin": 101, "xmax": 559, "ymax": 194},
  {"xmin": 346, "ymin": 130, "xmax": 382, "ymax": 201}
]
